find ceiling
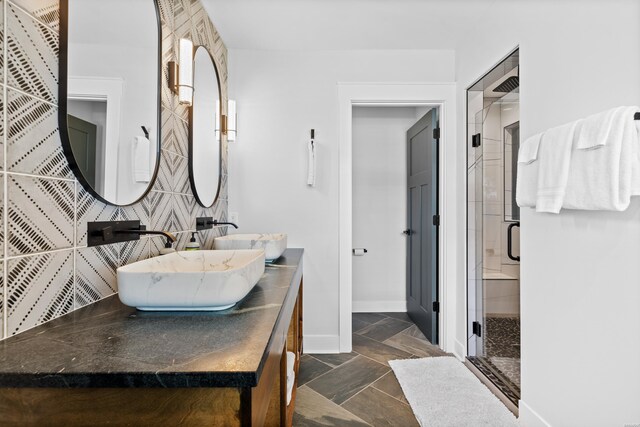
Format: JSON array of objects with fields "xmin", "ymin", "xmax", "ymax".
[{"xmin": 200, "ymin": 0, "xmax": 495, "ymax": 51}]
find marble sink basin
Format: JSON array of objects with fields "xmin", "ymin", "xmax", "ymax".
[
  {"xmin": 214, "ymin": 233, "xmax": 287, "ymax": 262},
  {"xmin": 117, "ymin": 250, "xmax": 265, "ymax": 311}
]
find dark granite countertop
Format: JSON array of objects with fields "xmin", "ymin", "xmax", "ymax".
[{"xmin": 0, "ymin": 249, "xmax": 303, "ymax": 388}]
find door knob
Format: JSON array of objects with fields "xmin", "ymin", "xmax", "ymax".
[{"xmin": 402, "ymin": 229, "xmax": 412, "ymax": 236}]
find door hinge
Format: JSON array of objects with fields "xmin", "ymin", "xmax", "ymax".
[
  {"xmin": 432, "ymin": 301, "xmax": 440, "ymax": 313},
  {"xmin": 433, "ymin": 128, "xmax": 441, "ymax": 140},
  {"xmin": 432, "ymin": 215, "xmax": 440, "ymax": 226},
  {"xmin": 472, "ymin": 321, "xmax": 482, "ymax": 337},
  {"xmin": 472, "ymin": 133, "xmax": 481, "ymax": 148}
]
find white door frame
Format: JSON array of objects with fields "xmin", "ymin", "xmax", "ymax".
[{"xmin": 338, "ymin": 82, "xmax": 458, "ymax": 354}]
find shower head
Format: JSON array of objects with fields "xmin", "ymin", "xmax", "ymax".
[{"xmin": 493, "ymin": 75, "xmax": 519, "ymax": 93}]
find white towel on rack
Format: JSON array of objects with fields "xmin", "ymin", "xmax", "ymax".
[
  {"xmin": 307, "ymin": 139, "xmax": 316, "ymax": 186},
  {"xmin": 563, "ymin": 106, "xmax": 640, "ymax": 211},
  {"xmin": 535, "ymin": 120, "xmax": 579, "ymax": 213},
  {"xmin": 133, "ymin": 135, "xmax": 151, "ymax": 182},
  {"xmin": 574, "ymin": 107, "xmax": 622, "ymax": 150},
  {"xmin": 516, "ymin": 133, "xmax": 543, "ymax": 208}
]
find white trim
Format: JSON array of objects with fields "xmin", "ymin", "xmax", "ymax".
[
  {"xmin": 454, "ymin": 339, "xmax": 466, "ymax": 361},
  {"xmin": 338, "ymin": 83, "xmax": 458, "ymax": 354},
  {"xmin": 303, "ymin": 335, "xmax": 340, "ymax": 354},
  {"xmin": 352, "ymin": 301, "xmax": 407, "ymax": 313},
  {"xmin": 68, "ymin": 76, "xmax": 124, "ymax": 201},
  {"xmin": 519, "ymin": 400, "xmax": 551, "ymax": 427}
]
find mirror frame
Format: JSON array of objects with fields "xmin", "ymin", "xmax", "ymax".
[
  {"xmin": 188, "ymin": 45, "xmax": 223, "ymax": 208},
  {"xmin": 58, "ymin": 0, "xmax": 162, "ymax": 206}
]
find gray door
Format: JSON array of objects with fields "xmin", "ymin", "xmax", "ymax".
[
  {"xmin": 406, "ymin": 109, "xmax": 439, "ymax": 343},
  {"xmin": 68, "ymin": 114, "xmax": 97, "ymax": 188}
]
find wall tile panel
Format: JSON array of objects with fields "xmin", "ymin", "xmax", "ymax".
[{"xmin": 1, "ymin": 0, "xmax": 229, "ymax": 339}]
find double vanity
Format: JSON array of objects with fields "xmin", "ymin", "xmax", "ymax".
[
  {"xmin": 0, "ymin": 1, "xmax": 306, "ymax": 424},
  {"xmin": 0, "ymin": 248, "xmax": 303, "ymax": 426}
]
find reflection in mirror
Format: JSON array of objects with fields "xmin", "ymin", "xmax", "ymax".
[
  {"xmin": 189, "ymin": 46, "xmax": 222, "ymax": 208},
  {"xmin": 504, "ymin": 121, "xmax": 520, "ymax": 221},
  {"xmin": 61, "ymin": 0, "xmax": 160, "ymax": 206}
]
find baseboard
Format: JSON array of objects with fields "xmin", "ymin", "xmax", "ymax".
[
  {"xmin": 453, "ymin": 339, "xmax": 466, "ymax": 361},
  {"xmin": 519, "ymin": 400, "xmax": 551, "ymax": 427},
  {"xmin": 352, "ymin": 301, "xmax": 407, "ymax": 312},
  {"xmin": 303, "ymin": 335, "xmax": 340, "ymax": 354}
]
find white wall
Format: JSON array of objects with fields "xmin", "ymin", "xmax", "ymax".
[
  {"xmin": 228, "ymin": 49, "xmax": 455, "ymax": 351},
  {"xmin": 352, "ymin": 106, "xmax": 419, "ymax": 312},
  {"xmin": 455, "ymin": 1, "xmax": 640, "ymax": 425}
]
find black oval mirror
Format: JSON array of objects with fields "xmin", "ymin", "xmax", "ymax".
[
  {"xmin": 59, "ymin": 0, "xmax": 161, "ymax": 206},
  {"xmin": 189, "ymin": 46, "xmax": 222, "ymax": 208}
]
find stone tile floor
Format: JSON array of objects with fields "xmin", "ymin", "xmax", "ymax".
[{"xmin": 293, "ymin": 312, "xmax": 450, "ymax": 426}]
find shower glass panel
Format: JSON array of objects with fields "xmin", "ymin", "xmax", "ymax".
[{"xmin": 466, "ymin": 49, "xmax": 521, "ymax": 407}]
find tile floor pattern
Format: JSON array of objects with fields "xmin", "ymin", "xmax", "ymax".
[{"xmin": 293, "ymin": 312, "xmax": 450, "ymax": 427}]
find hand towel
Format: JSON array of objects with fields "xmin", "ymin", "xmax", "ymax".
[
  {"xmin": 574, "ymin": 107, "xmax": 624, "ymax": 150},
  {"xmin": 286, "ymin": 351, "xmax": 296, "ymax": 378},
  {"xmin": 515, "ymin": 133, "xmax": 543, "ymax": 208},
  {"xmin": 518, "ymin": 132, "xmax": 542, "ymax": 164},
  {"xmin": 535, "ymin": 120, "xmax": 580, "ymax": 213},
  {"xmin": 133, "ymin": 135, "xmax": 151, "ymax": 183},
  {"xmin": 286, "ymin": 351, "xmax": 296, "ymax": 405},
  {"xmin": 286, "ymin": 371, "xmax": 295, "ymax": 406},
  {"xmin": 307, "ymin": 139, "xmax": 316, "ymax": 186},
  {"xmin": 563, "ymin": 106, "xmax": 640, "ymax": 211}
]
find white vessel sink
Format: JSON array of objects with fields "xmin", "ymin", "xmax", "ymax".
[
  {"xmin": 214, "ymin": 234, "xmax": 287, "ymax": 262},
  {"xmin": 117, "ymin": 250, "xmax": 265, "ymax": 311}
]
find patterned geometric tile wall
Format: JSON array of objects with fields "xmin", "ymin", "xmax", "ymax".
[{"xmin": 0, "ymin": 0, "xmax": 229, "ymax": 338}]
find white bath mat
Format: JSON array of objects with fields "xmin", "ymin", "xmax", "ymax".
[{"xmin": 389, "ymin": 357, "xmax": 518, "ymax": 427}]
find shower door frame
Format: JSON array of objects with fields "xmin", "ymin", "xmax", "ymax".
[{"xmin": 465, "ymin": 46, "xmax": 521, "ymax": 408}]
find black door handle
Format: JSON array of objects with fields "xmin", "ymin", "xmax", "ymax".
[
  {"xmin": 507, "ymin": 222, "xmax": 520, "ymax": 262},
  {"xmin": 402, "ymin": 229, "xmax": 412, "ymax": 236}
]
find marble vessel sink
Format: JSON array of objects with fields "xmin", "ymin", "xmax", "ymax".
[
  {"xmin": 117, "ymin": 250, "xmax": 265, "ymax": 311},
  {"xmin": 214, "ymin": 233, "xmax": 288, "ymax": 262}
]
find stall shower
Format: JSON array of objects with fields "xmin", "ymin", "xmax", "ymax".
[{"xmin": 467, "ymin": 49, "xmax": 521, "ymax": 407}]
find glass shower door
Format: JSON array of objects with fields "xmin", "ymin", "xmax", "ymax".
[{"xmin": 466, "ymin": 49, "xmax": 521, "ymax": 407}]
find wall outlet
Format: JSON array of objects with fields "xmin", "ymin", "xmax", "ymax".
[{"xmin": 229, "ymin": 211, "xmax": 239, "ymax": 225}]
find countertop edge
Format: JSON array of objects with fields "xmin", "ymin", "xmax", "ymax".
[{"xmin": 0, "ymin": 249, "xmax": 304, "ymax": 389}]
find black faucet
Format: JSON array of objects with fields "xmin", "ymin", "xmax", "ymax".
[
  {"xmin": 210, "ymin": 219, "xmax": 239, "ymax": 229},
  {"xmin": 87, "ymin": 220, "xmax": 176, "ymax": 247},
  {"xmin": 117, "ymin": 228, "xmax": 177, "ymax": 243},
  {"xmin": 196, "ymin": 217, "xmax": 239, "ymax": 230}
]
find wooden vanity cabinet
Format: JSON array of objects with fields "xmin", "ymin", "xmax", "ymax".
[{"xmin": 0, "ymin": 250, "xmax": 305, "ymax": 427}]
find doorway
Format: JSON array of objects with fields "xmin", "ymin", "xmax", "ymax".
[
  {"xmin": 351, "ymin": 106, "xmax": 439, "ymax": 344},
  {"xmin": 337, "ymin": 83, "xmax": 457, "ymax": 354},
  {"xmin": 466, "ymin": 48, "xmax": 521, "ymax": 407}
]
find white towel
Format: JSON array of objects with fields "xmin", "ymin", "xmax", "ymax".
[
  {"xmin": 133, "ymin": 135, "xmax": 151, "ymax": 183},
  {"xmin": 307, "ymin": 139, "xmax": 316, "ymax": 186},
  {"xmin": 515, "ymin": 133, "xmax": 543, "ymax": 208},
  {"xmin": 286, "ymin": 351, "xmax": 296, "ymax": 377},
  {"xmin": 286, "ymin": 351, "xmax": 296, "ymax": 405},
  {"xmin": 574, "ymin": 107, "xmax": 622, "ymax": 150},
  {"xmin": 535, "ymin": 121, "xmax": 580, "ymax": 213},
  {"xmin": 286, "ymin": 371, "xmax": 295, "ymax": 406},
  {"xmin": 563, "ymin": 106, "xmax": 640, "ymax": 211}
]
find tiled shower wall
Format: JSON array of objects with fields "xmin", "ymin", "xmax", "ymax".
[{"xmin": 0, "ymin": 0, "xmax": 229, "ymax": 339}]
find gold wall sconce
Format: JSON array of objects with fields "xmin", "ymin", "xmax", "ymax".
[{"xmin": 168, "ymin": 38, "xmax": 194, "ymax": 106}]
